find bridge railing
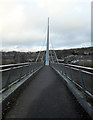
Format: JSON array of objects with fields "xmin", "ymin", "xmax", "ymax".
[
  {"xmin": 51, "ymin": 63, "xmax": 93, "ymax": 98},
  {"xmin": 0, "ymin": 62, "xmax": 44, "ymax": 93}
]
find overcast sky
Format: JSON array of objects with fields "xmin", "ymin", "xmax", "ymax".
[{"xmin": 0, "ymin": 0, "xmax": 92, "ymax": 52}]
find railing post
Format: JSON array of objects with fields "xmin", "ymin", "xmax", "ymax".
[
  {"xmin": 69, "ymin": 66, "xmax": 73, "ymax": 82},
  {"xmin": 32, "ymin": 65, "xmax": 34, "ymax": 72},
  {"xmin": 5, "ymin": 67, "xmax": 13, "ymax": 90},
  {"xmin": 19, "ymin": 65, "xmax": 24, "ymax": 81},
  {"xmin": 27, "ymin": 65, "xmax": 30, "ymax": 75},
  {"xmin": 31, "ymin": 64, "xmax": 34, "ymax": 73},
  {"xmin": 63, "ymin": 65, "xmax": 66, "ymax": 77},
  {"xmin": 29, "ymin": 64, "xmax": 31, "ymax": 74},
  {"xmin": 79, "ymin": 69, "xmax": 86, "ymax": 92},
  {"xmin": 30, "ymin": 64, "xmax": 32, "ymax": 73},
  {"xmin": 62, "ymin": 65, "xmax": 64, "ymax": 75},
  {"xmin": 28, "ymin": 64, "xmax": 33, "ymax": 74},
  {"xmin": 60, "ymin": 65, "xmax": 63, "ymax": 74}
]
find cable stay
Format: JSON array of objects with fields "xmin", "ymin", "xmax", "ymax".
[
  {"xmin": 35, "ymin": 37, "xmax": 46, "ymax": 63},
  {"xmin": 50, "ymin": 40, "xmax": 59, "ymax": 64}
]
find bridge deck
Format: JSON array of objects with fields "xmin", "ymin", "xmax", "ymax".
[{"xmin": 4, "ymin": 66, "xmax": 90, "ymax": 118}]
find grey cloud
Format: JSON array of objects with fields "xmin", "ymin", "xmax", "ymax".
[{"xmin": 1, "ymin": 0, "xmax": 91, "ymax": 51}]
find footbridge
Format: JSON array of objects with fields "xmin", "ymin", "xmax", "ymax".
[{"xmin": 0, "ymin": 18, "xmax": 93, "ymax": 119}]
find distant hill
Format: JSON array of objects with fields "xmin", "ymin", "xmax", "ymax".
[
  {"xmin": 1, "ymin": 47, "xmax": 93, "ymax": 67},
  {"xmin": 55, "ymin": 47, "xmax": 93, "ymax": 67}
]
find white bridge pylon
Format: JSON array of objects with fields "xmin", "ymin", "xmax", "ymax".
[
  {"xmin": 45, "ymin": 17, "xmax": 49, "ymax": 66},
  {"xmin": 35, "ymin": 17, "xmax": 58, "ymax": 64}
]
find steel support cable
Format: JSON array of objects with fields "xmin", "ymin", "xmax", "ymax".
[
  {"xmin": 50, "ymin": 40, "xmax": 59, "ymax": 64},
  {"xmin": 35, "ymin": 37, "xmax": 46, "ymax": 63},
  {"xmin": 50, "ymin": 44, "xmax": 56, "ymax": 63}
]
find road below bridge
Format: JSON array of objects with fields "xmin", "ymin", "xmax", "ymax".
[{"xmin": 4, "ymin": 66, "xmax": 90, "ymax": 119}]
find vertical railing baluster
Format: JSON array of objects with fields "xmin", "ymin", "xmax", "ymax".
[
  {"xmin": 69, "ymin": 66, "xmax": 73, "ymax": 82},
  {"xmin": 32, "ymin": 64, "xmax": 34, "ymax": 73},
  {"xmin": 29, "ymin": 64, "xmax": 31, "ymax": 74},
  {"xmin": 61, "ymin": 65, "xmax": 63, "ymax": 75},
  {"xmin": 5, "ymin": 67, "xmax": 13, "ymax": 90},
  {"xmin": 19, "ymin": 65, "xmax": 24, "ymax": 81},
  {"xmin": 63, "ymin": 65, "xmax": 66, "ymax": 77},
  {"xmin": 79, "ymin": 69, "xmax": 86, "ymax": 92},
  {"xmin": 30, "ymin": 64, "xmax": 32, "ymax": 73},
  {"xmin": 62, "ymin": 64, "xmax": 64, "ymax": 75},
  {"xmin": 27, "ymin": 65, "xmax": 29, "ymax": 75},
  {"xmin": 60, "ymin": 65, "xmax": 61, "ymax": 74},
  {"xmin": 60, "ymin": 65, "xmax": 63, "ymax": 74}
]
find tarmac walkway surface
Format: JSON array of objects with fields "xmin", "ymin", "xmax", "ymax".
[{"xmin": 4, "ymin": 66, "xmax": 90, "ymax": 119}]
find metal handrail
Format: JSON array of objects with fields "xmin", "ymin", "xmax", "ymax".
[
  {"xmin": 0, "ymin": 62, "xmax": 29, "ymax": 69},
  {"xmin": 51, "ymin": 63, "xmax": 93, "ymax": 98},
  {"xmin": 57, "ymin": 63, "xmax": 93, "ymax": 73},
  {"xmin": 1, "ymin": 62, "xmax": 44, "ymax": 93}
]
